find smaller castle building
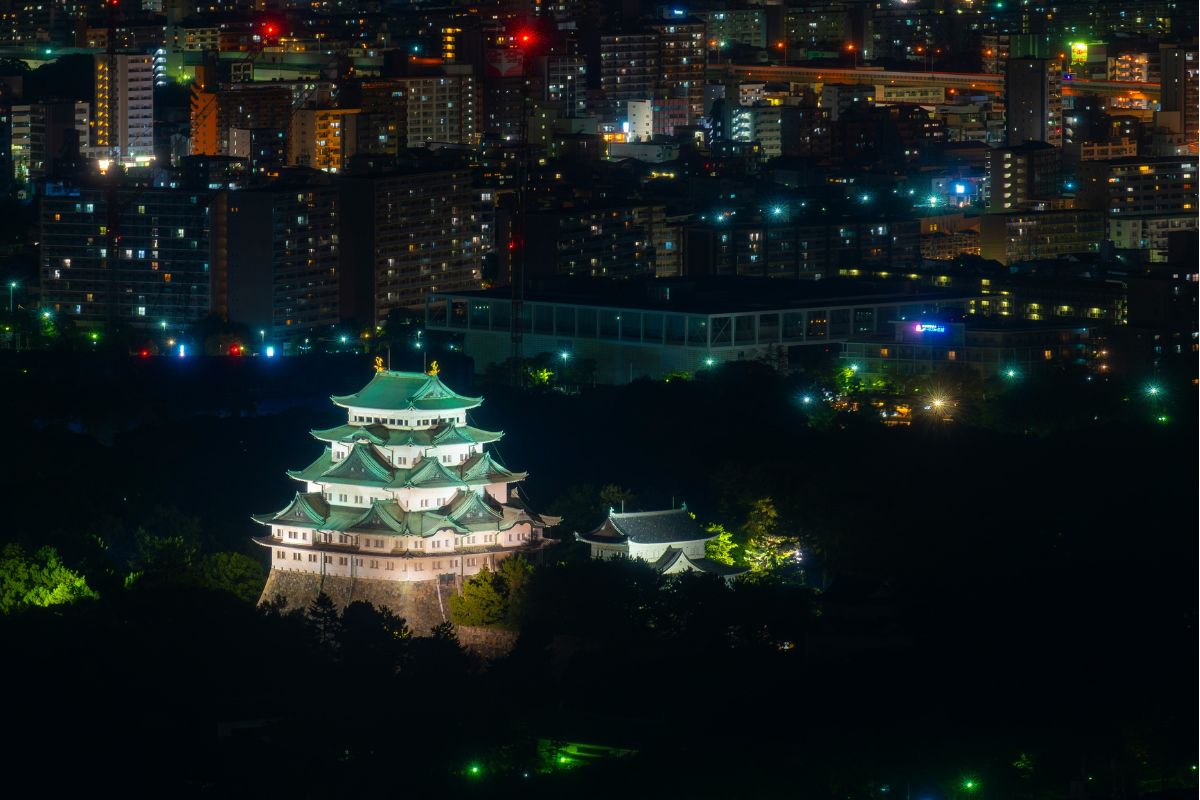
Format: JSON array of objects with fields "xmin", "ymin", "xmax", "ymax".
[{"xmin": 578, "ymin": 509, "xmax": 747, "ymax": 581}]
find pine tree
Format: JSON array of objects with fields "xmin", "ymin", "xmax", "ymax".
[{"xmin": 449, "ymin": 565, "xmax": 507, "ymax": 626}]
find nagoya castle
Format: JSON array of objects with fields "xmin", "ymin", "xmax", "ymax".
[{"xmin": 255, "ymin": 365, "xmax": 557, "ymax": 627}]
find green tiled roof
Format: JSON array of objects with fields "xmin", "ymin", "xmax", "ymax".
[
  {"xmin": 331, "ymin": 371, "xmax": 482, "ymax": 412},
  {"xmin": 252, "ymin": 492, "xmax": 331, "ymax": 528},
  {"xmin": 321, "ymin": 443, "xmax": 394, "ymax": 483},
  {"xmin": 286, "ymin": 446, "xmax": 526, "ymax": 490},
  {"xmin": 254, "ymin": 491, "xmax": 532, "ymax": 538},
  {"xmin": 311, "ymin": 422, "xmax": 503, "ymax": 448}
]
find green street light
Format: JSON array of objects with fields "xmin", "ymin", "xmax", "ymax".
[
  {"xmin": 467, "ymin": 764, "xmax": 482, "ymax": 777},
  {"xmin": 1004, "ymin": 368, "xmax": 1018, "ymax": 379},
  {"xmin": 7, "ymin": 280, "xmax": 16, "ymax": 313},
  {"xmin": 1145, "ymin": 384, "xmax": 1161, "ymax": 396},
  {"xmin": 962, "ymin": 778, "xmax": 979, "ymax": 792}
]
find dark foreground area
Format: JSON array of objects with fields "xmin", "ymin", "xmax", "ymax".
[{"xmin": 2, "ymin": 351, "xmax": 1195, "ymax": 798}]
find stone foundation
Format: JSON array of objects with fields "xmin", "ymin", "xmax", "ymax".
[{"xmin": 259, "ymin": 571, "xmax": 452, "ymax": 635}]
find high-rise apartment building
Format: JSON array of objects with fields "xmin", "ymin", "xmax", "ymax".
[
  {"xmin": 600, "ymin": 33, "xmax": 659, "ymax": 115},
  {"xmin": 92, "ymin": 53, "xmax": 155, "ymax": 163},
  {"xmin": 649, "ymin": 19, "xmax": 706, "ymax": 122},
  {"xmin": 223, "ymin": 182, "xmax": 341, "ymax": 344},
  {"xmin": 339, "ymin": 166, "xmax": 483, "ymax": 323},
  {"xmin": 987, "ymin": 141, "xmax": 1061, "ymax": 211},
  {"xmin": 41, "ymin": 187, "xmax": 220, "ymax": 329},
  {"xmin": 1159, "ymin": 43, "xmax": 1198, "ymax": 151},
  {"xmin": 10, "ymin": 101, "xmax": 88, "ymax": 180},
  {"xmin": 289, "ymin": 107, "xmax": 359, "ymax": 172},
  {"xmin": 1004, "ymin": 56, "xmax": 1062, "ymax": 147}
]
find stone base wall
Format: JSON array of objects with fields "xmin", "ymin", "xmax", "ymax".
[
  {"xmin": 259, "ymin": 570, "xmax": 451, "ymax": 634},
  {"xmin": 456, "ymin": 626, "xmax": 519, "ymax": 659}
]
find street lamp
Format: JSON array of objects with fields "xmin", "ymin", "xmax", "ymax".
[
  {"xmin": 704, "ymin": 356, "xmax": 716, "ymax": 367},
  {"xmin": 559, "ymin": 351, "xmax": 570, "ymax": 362},
  {"xmin": 7, "ymin": 281, "xmax": 15, "ymax": 313},
  {"xmin": 259, "ymin": 329, "xmax": 266, "ymax": 344}
]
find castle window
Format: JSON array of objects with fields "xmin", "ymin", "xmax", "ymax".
[
  {"xmin": 292, "ymin": 553, "xmax": 301, "ymax": 561},
  {"xmin": 338, "ymin": 557, "xmax": 348, "ymax": 566},
  {"xmin": 276, "ymin": 551, "xmax": 286, "ymax": 559},
  {"xmin": 385, "ymin": 562, "xmax": 394, "ymax": 570},
  {"xmin": 324, "ymin": 556, "xmax": 332, "ymax": 563},
  {"xmin": 308, "ymin": 554, "xmax": 317, "ymax": 562}
]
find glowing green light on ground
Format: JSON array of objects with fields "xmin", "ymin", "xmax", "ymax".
[
  {"xmin": 963, "ymin": 778, "xmax": 979, "ymax": 791},
  {"xmin": 467, "ymin": 764, "xmax": 481, "ymax": 776}
]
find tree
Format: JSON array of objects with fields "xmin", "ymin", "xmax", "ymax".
[
  {"xmin": 704, "ymin": 524, "xmax": 739, "ymax": 565},
  {"xmin": 741, "ymin": 498, "xmax": 800, "ymax": 574},
  {"xmin": 449, "ymin": 565, "xmax": 507, "ymax": 626},
  {"xmin": 599, "ymin": 484, "xmax": 635, "ymax": 513},
  {"xmin": 307, "ymin": 592, "xmax": 342, "ymax": 648},
  {"xmin": 338, "ymin": 601, "xmax": 411, "ymax": 677},
  {"xmin": 496, "ymin": 555, "xmax": 535, "ymax": 626},
  {"xmin": 0, "ymin": 544, "xmax": 98, "ymax": 614},
  {"xmin": 195, "ymin": 552, "xmax": 265, "ymax": 603}
]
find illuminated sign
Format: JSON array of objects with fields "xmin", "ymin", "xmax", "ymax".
[
  {"xmin": 1070, "ymin": 42, "xmax": 1087, "ymax": 66},
  {"xmin": 913, "ymin": 323, "xmax": 946, "ymax": 333}
]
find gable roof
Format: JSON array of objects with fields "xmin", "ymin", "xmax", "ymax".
[
  {"xmin": 320, "ymin": 442, "xmax": 395, "ymax": 483},
  {"xmin": 331, "ymin": 371, "xmax": 482, "ymax": 412},
  {"xmin": 252, "ymin": 491, "xmax": 330, "ymax": 528},
  {"xmin": 583, "ymin": 509, "xmax": 712, "ymax": 544}
]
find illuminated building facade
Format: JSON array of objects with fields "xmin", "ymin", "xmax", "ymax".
[
  {"xmin": 92, "ymin": 53, "xmax": 155, "ymax": 163},
  {"xmin": 222, "ymin": 182, "xmax": 340, "ymax": 345},
  {"xmin": 40, "ymin": 187, "xmax": 219, "ymax": 329},
  {"xmin": 339, "ymin": 166, "xmax": 483, "ymax": 324},
  {"xmin": 841, "ymin": 319, "xmax": 1095, "ymax": 379},
  {"xmin": 255, "ymin": 370, "xmax": 556, "ymax": 588}
]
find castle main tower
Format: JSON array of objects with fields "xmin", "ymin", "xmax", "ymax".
[{"xmin": 254, "ymin": 369, "xmax": 556, "ymax": 608}]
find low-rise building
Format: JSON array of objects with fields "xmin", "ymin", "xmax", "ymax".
[
  {"xmin": 578, "ymin": 509, "xmax": 747, "ymax": 581},
  {"xmin": 841, "ymin": 318, "xmax": 1094, "ymax": 379},
  {"xmin": 426, "ymin": 278, "xmax": 977, "ymax": 382}
]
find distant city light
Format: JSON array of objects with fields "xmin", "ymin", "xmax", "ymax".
[
  {"xmin": 1146, "ymin": 384, "xmax": 1161, "ymax": 396},
  {"xmin": 560, "ymin": 351, "xmax": 570, "ymax": 361},
  {"xmin": 266, "ymin": 346, "xmax": 276, "ymax": 358},
  {"xmin": 1004, "ymin": 368, "xmax": 1018, "ymax": 379},
  {"xmin": 801, "ymin": 395, "xmax": 813, "ymax": 404},
  {"xmin": 772, "ymin": 206, "xmax": 785, "ymax": 216},
  {"xmin": 704, "ymin": 356, "xmax": 716, "ymax": 367},
  {"xmin": 178, "ymin": 344, "xmax": 186, "ymax": 358}
]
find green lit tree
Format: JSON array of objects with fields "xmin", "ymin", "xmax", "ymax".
[
  {"xmin": 449, "ymin": 565, "xmax": 507, "ymax": 626},
  {"xmin": 0, "ymin": 544, "xmax": 98, "ymax": 614},
  {"xmin": 704, "ymin": 523, "xmax": 739, "ymax": 565},
  {"xmin": 741, "ymin": 498, "xmax": 800, "ymax": 573}
]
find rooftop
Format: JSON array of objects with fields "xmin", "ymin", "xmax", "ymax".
[
  {"xmin": 581, "ymin": 509, "xmax": 713, "ymax": 544},
  {"xmin": 331, "ymin": 371, "xmax": 482, "ymax": 412},
  {"xmin": 432, "ymin": 277, "xmax": 975, "ymax": 316}
]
